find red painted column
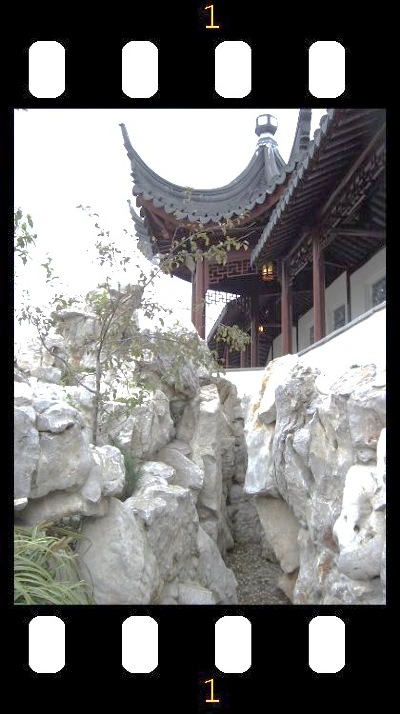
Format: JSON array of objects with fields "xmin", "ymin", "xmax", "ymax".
[
  {"xmin": 250, "ymin": 293, "xmax": 259, "ymax": 367},
  {"xmin": 281, "ymin": 260, "xmax": 292, "ymax": 355},
  {"xmin": 312, "ymin": 233, "xmax": 326, "ymax": 341},
  {"xmin": 225, "ymin": 344, "xmax": 230, "ymax": 368},
  {"xmin": 191, "ymin": 270, "xmax": 196, "ymax": 327},
  {"xmin": 194, "ymin": 257, "xmax": 206, "ymax": 339}
]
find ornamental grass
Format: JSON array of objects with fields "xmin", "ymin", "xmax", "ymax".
[{"xmin": 14, "ymin": 523, "xmax": 94, "ymax": 605}]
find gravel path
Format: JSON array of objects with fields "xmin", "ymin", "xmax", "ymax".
[{"xmin": 225, "ymin": 543, "xmax": 291, "ymax": 605}]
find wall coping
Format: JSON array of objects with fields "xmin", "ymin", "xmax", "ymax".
[
  {"xmin": 222, "ymin": 301, "xmax": 386, "ymax": 372},
  {"xmin": 297, "ymin": 300, "xmax": 386, "ymax": 357}
]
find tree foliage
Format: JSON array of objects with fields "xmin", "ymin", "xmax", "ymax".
[
  {"xmin": 14, "ymin": 208, "xmax": 37, "ymax": 266},
  {"xmin": 14, "ymin": 205, "xmax": 251, "ymax": 445}
]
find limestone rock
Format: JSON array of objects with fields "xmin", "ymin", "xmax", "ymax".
[
  {"xmin": 227, "ymin": 484, "xmax": 262, "ymax": 544},
  {"xmin": 333, "ymin": 464, "xmax": 386, "ymax": 580},
  {"xmin": 31, "ymin": 366, "xmax": 62, "ymax": 384},
  {"xmin": 32, "ymin": 424, "xmax": 94, "ymax": 499},
  {"xmin": 129, "ymin": 390, "xmax": 175, "ymax": 460},
  {"xmin": 81, "ymin": 445, "xmax": 126, "ymax": 501},
  {"xmin": 15, "ymin": 332, "xmax": 68, "ymax": 376},
  {"xmin": 77, "ymin": 498, "xmax": 161, "ymax": 604},
  {"xmin": 31, "ymin": 380, "xmax": 70, "ymax": 411},
  {"xmin": 14, "ymin": 405, "xmax": 40, "ymax": 500},
  {"xmin": 293, "ymin": 528, "xmax": 334, "ymax": 604},
  {"xmin": 14, "ymin": 498, "xmax": 28, "ymax": 511},
  {"xmin": 14, "ymin": 366, "xmax": 30, "ymax": 384},
  {"xmin": 37, "ymin": 403, "xmax": 82, "ymax": 433},
  {"xmin": 140, "ymin": 461, "xmax": 176, "ymax": 483},
  {"xmin": 380, "ymin": 536, "xmax": 386, "ymax": 602},
  {"xmin": 376, "ymin": 427, "xmax": 386, "ymax": 487},
  {"xmin": 155, "ymin": 444, "xmax": 204, "ymax": 495},
  {"xmin": 139, "ymin": 328, "xmax": 213, "ymax": 397},
  {"xmin": 196, "ymin": 527, "xmax": 237, "ymax": 604},
  {"xmin": 177, "ymin": 385, "xmax": 223, "ymax": 541},
  {"xmin": 166, "ymin": 439, "xmax": 192, "ymax": 456},
  {"xmin": 258, "ymin": 354, "xmax": 299, "ymax": 424},
  {"xmin": 178, "ymin": 582, "xmax": 217, "ymax": 605},
  {"xmin": 16, "ymin": 490, "xmax": 109, "ymax": 527},
  {"xmin": 52, "ymin": 309, "xmax": 101, "ymax": 370},
  {"xmin": 244, "ymin": 418, "xmax": 276, "ymax": 496},
  {"xmin": 245, "ymin": 355, "xmax": 386, "ymax": 605},
  {"xmin": 322, "ymin": 570, "xmax": 384, "ymax": 605},
  {"xmin": 14, "ymin": 381, "xmax": 33, "ymax": 406},
  {"xmin": 255, "ymin": 496, "xmax": 300, "ymax": 573},
  {"xmin": 273, "ymin": 363, "xmax": 320, "ymax": 505},
  {"xmin": 278, "ymin": 570, "xmax": 299, "ymax": 602},
  {"xmin": 158, "ymin": 582, "xmax": 179, "ymax": 604},
  {"xmin": 124, "ymin": 476, "xmax": 199, "ymax": 584}
]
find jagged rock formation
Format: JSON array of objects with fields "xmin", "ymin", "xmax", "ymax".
[
  {"xmin": 14, "ymin": 300, "xmax": 251, "ymax": 605},
  {"xmin": 244, "ymin": 356, "xmax": 386, "ymax": 605}
]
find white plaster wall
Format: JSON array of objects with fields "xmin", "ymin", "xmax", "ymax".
[
  {"xmin": 221, "ymin": 368, "xmax": 264, "ymax": 399},
  {"xmin": 297, "ymin": 307, "xmax": 314, "ymax": 351},
  {"xmin": 225, "ymin": 305, "xmax": 386, "ymax": 398},
  {"xmin": 271, "ymin": 251, "xmax": 386, "ymax": 356},
  {"xmin": 272, "ymin": 326, "xmax": 296, "ymax": 360},
  {"xmin": 272, "ymin": 333, "xmax": 282, "ymax": 359},
  {"xmin": 325, "ymin": 272, "xmax": 348, "ymax": 333},
  {"xmin": 350, "ymin": 248, "xmax": 386, "ymax": 319},
  {"xmin": 292, "ymin": 325, "xmax": 297, "ymax": 353},
  {"xmin": 299, "ymin": 305, "xmax": 386, "ymax": 377},
  {"xmin": 297, "ymin": 272, "xmax": 349, "ymax": 350}
]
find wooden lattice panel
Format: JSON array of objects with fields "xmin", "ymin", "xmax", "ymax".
[{"xmin": 209, "ymin": 259, "xmax": 257, "ymax": 285}]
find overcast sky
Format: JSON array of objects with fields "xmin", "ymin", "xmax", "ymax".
[{"xmin": 14, "ymin": 108, "xmax": 326, "ymax": 336}]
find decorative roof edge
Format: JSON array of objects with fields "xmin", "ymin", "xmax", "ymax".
[
  {"xmin": 251, "ymin": 109, "xmax": 335, "ymax": 265},
  {"xmin": 120, "ymin": 118, "xmax": 299, "ymax": 225}
]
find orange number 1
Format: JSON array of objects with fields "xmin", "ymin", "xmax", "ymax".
[
  {"xmin": 204, "ymin": 678, "xmax": 220, "ymax": 703},
  {"xmin": 205, "ymin": 4, "xmax": 220, "ymax": 29}
]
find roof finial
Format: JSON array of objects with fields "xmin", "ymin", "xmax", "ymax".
[{"xmin": 255, "ymin": 114, "xmax": 278, "ymax": 145}]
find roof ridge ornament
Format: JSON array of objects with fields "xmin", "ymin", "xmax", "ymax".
[
  {"xmin": 255, "ymin": 113, "xmax": 278, "ymax": 148},
  {"xmin": 255, "ymin": 114, "xmax": 282, "ymax": 184}
]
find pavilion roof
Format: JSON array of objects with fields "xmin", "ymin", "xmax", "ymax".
[{"xmin": 121, "ymin": 109, "xmax": 312, "ymax": 258}]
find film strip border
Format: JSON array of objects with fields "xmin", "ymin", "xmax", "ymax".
[
  {"xmin": 12, "ymin": 607, "xmax": 389, "ymax": 681},
  {"xmin": 3, "ymin": 16, "xmax": 390, "ymax": 700},
  {"xmin": 26, "ymin": 40, "xmax": 346, "ymax": 101},
  {"xmin": 2, "ymin": 28, "xmax": 388, "ymax": 106}
]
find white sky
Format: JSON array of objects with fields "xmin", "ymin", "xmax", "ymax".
[{"xmin": 14, "ymin": 108, "xmax": 326, "ymax": 337}]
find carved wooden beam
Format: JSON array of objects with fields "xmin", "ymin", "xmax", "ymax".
[
  {"xmin": 319, "ymin": 124, "xmax": 386, "ymax": 220},
  {"xmin": 327, "ymin": 228, "xmax": 385, "ymax": 240}
]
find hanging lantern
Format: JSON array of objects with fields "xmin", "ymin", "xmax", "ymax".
[
  {"xmin": 261, "ymin": 261, "xmax": 274, "ymax": 281},
  {"xmin": 258, "ymin": 324, "xmax": 265, "ymax": 333}
]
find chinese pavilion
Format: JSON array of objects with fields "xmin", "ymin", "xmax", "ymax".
[{"xmin": 120, "ymin": 108, "xmax": 386, "ymax": 368}]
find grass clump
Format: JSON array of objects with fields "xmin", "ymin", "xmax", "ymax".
[{"xmin": 14, "ymin": 523, "xmax": 94, "ymax": 605}]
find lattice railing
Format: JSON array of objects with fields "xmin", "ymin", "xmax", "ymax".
[{"xmin": 208, "ymin": 258, "xmax": 257, "ymax": 284}]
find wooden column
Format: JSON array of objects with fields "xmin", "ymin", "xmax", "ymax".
[
  {"xmin": 225, "ymin": 344, "xmax": 230, "ymax": 368},
  {"xmin": 191, "ymin": 271, "xmax": 196, "ymax": 326},
  {"xmin": 240, "ymin": 349, "xmax": 246, "ymax": 368},
  {"xmin": 250, "ymin": 293, "xmax": 259, "ymax": 367},
  {"xmin": 312, "ymin": 233, "xmax": 326, "ymax": 341},
  {"xmin": 281, "ymin": 260, "xmax": 292, "ymax": 355},
  {"xmin": 346, "ymin": 269, "xmax": 352, "ymax": 323},
  {"xmin": 192, "ymin": 257, "xmax": 206, "ymax": 339}
]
